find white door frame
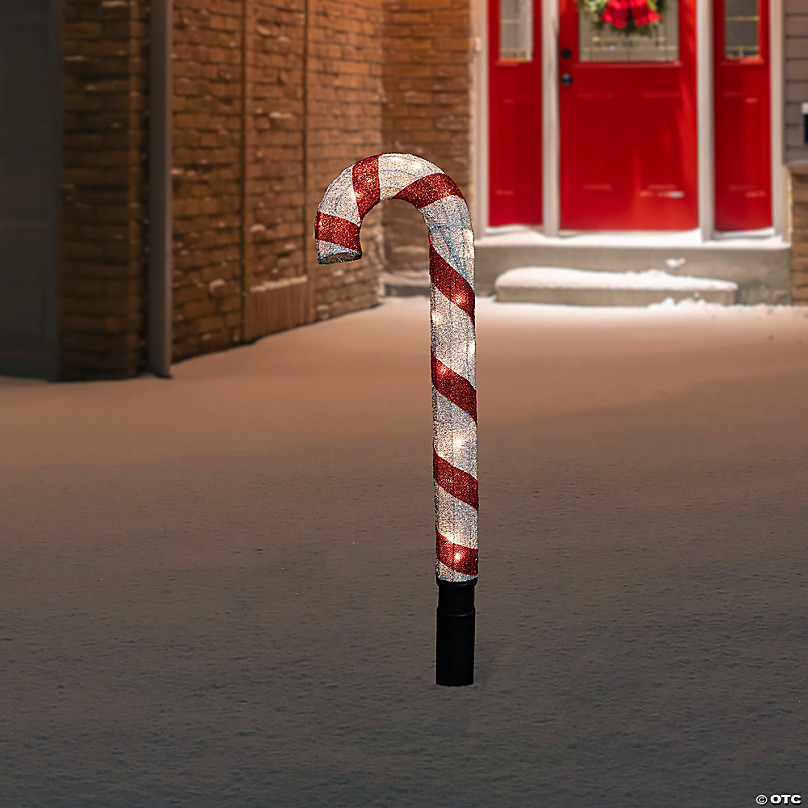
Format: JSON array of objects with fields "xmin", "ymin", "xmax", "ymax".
[
  {"xmin": 697, "ymin": 0, "xmax": 715, "ymax": 240},
  {"xmin": 769, "ymin": 0, "xmax": 785, "ymax": 238},
  {"xmin": 472, "ymin": 0, "xmax": 786, "ymax": 239},
  {"xmin": 541, "ymin": 0, "xmax": 559, "ymax": 236}
]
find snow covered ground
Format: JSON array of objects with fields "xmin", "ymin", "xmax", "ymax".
[
  {"xmin": 2, "ymin": 297, "xmax": 807, "ymax": 807},
  {"xmin": 495, "ymin": 267, "xmax": 738, "ymax": 290}
]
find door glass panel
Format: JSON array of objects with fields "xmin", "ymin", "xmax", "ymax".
[
  {"xmin": 499, "ymin": 0, "xmax": 533, "ymax": 61},
  {"xmin": 725, "ymin": 0, "xmax": 759, "ymax": 59},
  {"xmin": 579, "ymin": 0, "xmax": 679, "ymax": 62}
]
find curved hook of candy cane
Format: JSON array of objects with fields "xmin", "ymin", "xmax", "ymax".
[
  {"xmin": 314, "ymin": 153, "xmax": 473, "ymax": 274},
  {"xmin": 314, "ymin": 153, "xmax": 477, "ymax": 585}
]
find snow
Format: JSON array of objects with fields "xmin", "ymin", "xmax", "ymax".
[
  {"xmin": 475, "ymin": 294, "xmax": 806, "ymax": 324},
  {"xmin": 2, "ymin": 297, "xmax": 807, "ymax": 807},
  {"xmin": 494, "ymin": 267, "xmax": 739, "ymax": 291},
  {"xmin": 476, "ymin": 226, "xmax": 788, "ymax": 250}
]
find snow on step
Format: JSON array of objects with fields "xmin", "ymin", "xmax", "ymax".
[{"xmin": 495, "ymin": 267, "xmax": 738, "ymax": 307}]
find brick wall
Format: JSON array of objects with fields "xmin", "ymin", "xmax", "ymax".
[
  {"xmin": 307, "ymin": 0, "xmax": 384, "ymax": 321},
  {"xmin": 172, "ymin": 0, "xmax": 385, "ymax": 361},
  {"xmin": 172, "ymin": 0, "xmax": 245, "ymax": 360},
  {"xmin": 59, "ymin": 0, "xmax": 149, "ymax": 380},
  {"xmin": 381, "ymin": 0, "xmax": 473, "ymax": 275},
  {"xmin": 242, "ymin": 0, "xmax": 308, "ymax": 341},
  {"xmin": 58, "ymin": 0, "xmax": 473, "ymax": 377},
  {"xmin": 790, "ymin": 166, "xmax": 808, "ymax": 304}
]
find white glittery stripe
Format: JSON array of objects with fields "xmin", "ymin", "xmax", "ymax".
[
  {"xmin": 318, "ymin": 167, "xmax": 360, "ymax": 225},
  {"xmin": 377, "ymin": 153, "xmax": 442, "ymax": 200},
  {"xmin": 422, "ymin": 194, "xmax": 473, "ymax": 233},
  {"xmin": 428, "ymin": 225, "xmax": 475, "ymax": 288},
  {"xmin": 424, "ymin": 200, "xmax": 474, "ymax": 287},
  {"xmin": 429, "ymin": 229, "xmax": 475, "ymax": 286},
  {"xmin": 434, "ymin": 484, "xmax": 477, "ymax": 545},
  {"xmin": 436, "ymin": 560, "xmax": 476, "ymax": 583},
  {"xmin": 433, "ymin": 389, "xmax": 477, "ymax": 478},
  {"xmin": 430, "ymin": 286, "xmax": 475, "ymax": 385}
]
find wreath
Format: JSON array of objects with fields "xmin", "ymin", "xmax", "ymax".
[{"xmin": 577, "ymin": 0, "xmax": 665, "ymax": 35}]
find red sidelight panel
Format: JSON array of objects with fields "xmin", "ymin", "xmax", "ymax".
[
  {"xmin": 488, "ymin": 0, "xmax": 542, "ymax": 226},
  {"xmin": 558, "ymin": 0, "xmax": 699, "ymax": 230},
  {"xmin": 714, "ymin": 0, "xmax": 771, "ymax": 231}
]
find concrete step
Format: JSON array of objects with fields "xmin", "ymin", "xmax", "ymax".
[
  {"xmin": 475, "ymin": 229, "xmax": 791, "ymax": 304},
  {"xmin": 495, "ymin": 267, "xmax": 738, "ymax": 306},
  {"xmin": 380, "ymin": 270, "xmax": 431, "ymax": 297}
]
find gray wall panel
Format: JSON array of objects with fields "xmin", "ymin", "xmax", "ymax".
[{"xmin": 0, "ymin": 0, "xmax": 59, "ymax": 379}]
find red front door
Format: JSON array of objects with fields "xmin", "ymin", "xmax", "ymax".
[{"xmin": 558, "ymin": 0, "xmax": 698, "ymax": 230}]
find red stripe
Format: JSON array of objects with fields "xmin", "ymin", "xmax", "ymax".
[
  {"xmin": 314, "ymin": 211, "xmax": 361, "ymax": 255},
  {"xmin": 436, "ymin": 527, "xmax": 478, "ymax": 576},
  {"xmin": 429, "ymin": 244, "xmax": 475, "ymax": 323},
  {"xmin": 352, "ymin": 155, "xmax": 381, "ymax": 219},
  {"xmin": 393, "ymin": 172, "xmax": 464, "ymax": 209},
  {"xmin": 434, "ymin": 447, "xmax": 478, "ymax": 510},
  {"xmin": 431, "ymin": 353, "xmax": 477, "ymax": 423}
]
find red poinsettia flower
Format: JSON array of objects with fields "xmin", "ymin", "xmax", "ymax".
[
  {"xmin": 599, "ymin": 0, "xmax": 660, "ymax": 29},
  {"xmin": 600, "ymin": 0, "xmax": 628, "ymax": 29},
  {"xmin": 628, "ymin": 0, "xmax": 661, "ymax": 27}
]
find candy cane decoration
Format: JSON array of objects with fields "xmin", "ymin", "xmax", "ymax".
[{"xmin": 315, "ymin": 153, "xmax": 477, "ymax": 686}]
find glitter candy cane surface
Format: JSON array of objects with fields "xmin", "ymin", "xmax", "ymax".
[{"xmin": 315, "ymin": 154, "xmax": 477, "ymax": 583}]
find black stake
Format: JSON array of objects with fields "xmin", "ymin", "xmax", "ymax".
[{"xmin": 436, "ymin": 577, "xmax": 476, "ymax": 686}]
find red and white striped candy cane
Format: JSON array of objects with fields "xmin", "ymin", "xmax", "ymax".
[{"xmin": 314, "ymin": 154, "xmax": 477, "ymax": 586}]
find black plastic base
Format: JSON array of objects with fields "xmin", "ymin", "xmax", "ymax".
[{"xmin": 436, "ymin": 577, "xmax": 476, "ymax": 686}]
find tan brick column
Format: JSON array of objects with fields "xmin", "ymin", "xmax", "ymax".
[
  {"xmin": 790, "ymin": 166, "xmax": 808, "ymax": 305},
  {"xmin": 241, "ymin": 0, "xmax": 311, "ymax": 342},
  {"xmin": 59, "ymin": 0, "xmax": 149, "ymax": 380},
  {"xmin": 306, "ymin": 0, "xmax": 385, "ymax": 321}
]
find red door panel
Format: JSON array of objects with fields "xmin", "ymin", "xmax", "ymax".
[
  {"xmin": 714, "ymin": 0, "xmax": 771, "ymax": 231},
  {"xmin": 488, "ymin": 0, "xmax": 542, "ymax": 226},
  {"xmin": 558, "ymin": 0, "xmax": 698, "ymax": 230}
]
